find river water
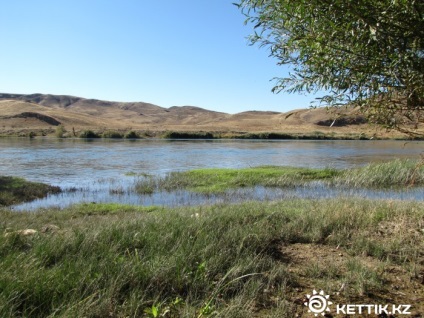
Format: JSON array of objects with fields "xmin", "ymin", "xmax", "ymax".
[{"xmin": 1, "ymin": 138, "xmax": 423, "ymax": 210}]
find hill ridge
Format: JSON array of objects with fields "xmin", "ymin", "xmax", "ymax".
[
  {"xmin": 0, "ymin": 92, "xmax": 375, "ymax": 137},
  {"xmin": 0, "ymin": 93, "xmax": 229, "ymax": 115}
]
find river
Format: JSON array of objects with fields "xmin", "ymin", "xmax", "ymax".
[{"xmin": 1, "ymin": 138, "xmax": 423, "ymax": 210}]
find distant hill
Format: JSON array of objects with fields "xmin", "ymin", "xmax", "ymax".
[{"xmin": 0, "ymin": 92, "xmax": 380, "ymax": 137}]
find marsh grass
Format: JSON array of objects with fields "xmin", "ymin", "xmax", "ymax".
[
  {"xmin": 2, "ymin": 160, "xmax": 424, "ymax": 316},
  {"xmin": 134, "ymin": 160, "xmax": 424, "ymax": 196},
  {"xmin": 135, "ymin": 166, "xmax": 340, "ymax": 194},
  {"xmin": 0, "ymin": 176, "xmax": 61, "ymax": 206},
  {"xmin": 1, "ymin": 199, "xmax": 423, "ymax": 317},
  {"xmin": 334, "ymin": 158, "xmax": 424, "ymax": 187}
]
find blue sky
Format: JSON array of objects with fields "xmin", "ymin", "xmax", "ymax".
[{"xmin": 0, "ymin": 1, "xmax": 318, "ymax": 113}]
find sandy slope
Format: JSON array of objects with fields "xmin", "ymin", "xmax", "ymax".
[{"xmin": 0, "ymin": 93, "xmax": 392, "ymax": 137}]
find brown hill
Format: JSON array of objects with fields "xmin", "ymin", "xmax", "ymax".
[{"xmin": 0, "ymin": 93, "xmax": 384, "ymax": 137}]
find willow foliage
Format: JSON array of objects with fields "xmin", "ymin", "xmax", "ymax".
[{"xmin": 237, "ymin": 0, "xmax": 424, "ymax": 133}]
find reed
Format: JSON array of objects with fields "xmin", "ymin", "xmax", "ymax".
[{"xmin": 334, "ymin": 159, "xmax": 424, "ymax": 187}]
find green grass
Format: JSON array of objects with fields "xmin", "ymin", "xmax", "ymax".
[
  {"xmin": 135, "ymin": 166, "xmax": 340, "ymax": 194},
  {"xmin": 2, "ymin": 159, "xmax": 424, "ymax": 316},
  {"xmin": 1, "ymin": 199, "xmax": 423, "ymax": 317},
  {"xmin": 135, "ymin": 159, "xmax": 424, "ymax": 195},
  {"xmin": 69, "ymin": 202, "xmax": 159, "ymax": 215},
  {"xmin": 0, "ymin": 176, "xmax": 61, "ymax": 206}
]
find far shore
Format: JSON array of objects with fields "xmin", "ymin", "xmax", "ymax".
[{"xmin": 0, "ymin": 128, "xmax": 421, "ymax": 140}]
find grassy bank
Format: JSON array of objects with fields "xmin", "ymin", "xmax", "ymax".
[
  {"xmin": 1, "ymin": 160, "xmax": 424, "ymax": 316},
  {"xmin": 5, "ymin": 128, "xmax": 421, "ymax": 140},
  {"xmin": 1, "ymin": 199, "xmax": 423, "ymax": 317},
  {"xmin": 0, "ymin": 176, "xmax": 61, "ymax": 206}
]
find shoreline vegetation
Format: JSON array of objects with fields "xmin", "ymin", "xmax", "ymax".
[
  {"xmin": 1, "ymin": 128, "xmax": 424, "ymax": 140},
  {"xmin": 0, "ymin": 177, "xmax": 61, "ymax": 207},
  {"xmin": 1, "ymin": 160, "xmax": 424, "ymax": 317}
]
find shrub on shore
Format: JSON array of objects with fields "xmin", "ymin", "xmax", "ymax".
[
  {"xmin": 101, "ymin": 130, "xmax": 123, "ymax": 139},
  {"xmin": 162, "ymin": 131, "xmax": 215, "ymax": 139},
  {"xmin": 124, "ymin": 130, "xmax": 141, "ymax": 139},
  {"xmin": 79, "ymin": 130, "xmax": 101, "ymax": 138},
  {"xmin": 55, "ymin": 125, "xmax": 66, "ymax": 138}
]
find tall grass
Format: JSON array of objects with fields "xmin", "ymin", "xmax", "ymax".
[
  {"xmin": 1, "ymin": 199, "xmax": 423, "ymax": 317},
  {"xmin": 334, "ymin": 159, "xmax": 424, "ymax": 187}
]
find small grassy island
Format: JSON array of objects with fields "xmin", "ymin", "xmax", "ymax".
[
  {"xmin": 135, "ymin": 159, "xmax": 424, "ymax": 194},
  {"xmin": 0, "ymin": 176, "xmax": 61, "ymax": 207}
]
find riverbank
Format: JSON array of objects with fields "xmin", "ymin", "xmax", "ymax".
[
  {"xmin": 0, "ymin": 128, "xmax": 421, "ymax": 140},
  {"xmin": 1, "ymin": 160, "xmax": 424, "ymax": 316},
  {"xmin": 1, "ymin": 199, "xmax": 423, "ymax": 317},
  {"xmin": 2, "ymin": 93, "xmax": 424, "ymax": 141}
]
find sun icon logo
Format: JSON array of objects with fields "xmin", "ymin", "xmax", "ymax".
[{"xmin": 304, "ymin": 290, "xmax": 332, "ymax": 316}]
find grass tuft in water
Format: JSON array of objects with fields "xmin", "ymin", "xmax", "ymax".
[{"xmin": 334, "ymin": 159, "xmax": 424, "ymax": 188}]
